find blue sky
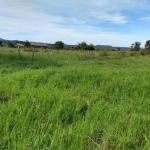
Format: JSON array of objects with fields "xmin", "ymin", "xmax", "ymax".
[{"xmin": 0, "ymin": 0, "xmax": 150, "ymax": 47}]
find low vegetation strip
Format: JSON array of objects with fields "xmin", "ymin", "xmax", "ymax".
[{"xmin": 1, "ymin": 48, "xmax": 150, "ymax": 149}]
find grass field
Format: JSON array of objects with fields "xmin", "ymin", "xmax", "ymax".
[{"xmin": 1, "ymin": 48, "xmax": 150, "ymax": 150}]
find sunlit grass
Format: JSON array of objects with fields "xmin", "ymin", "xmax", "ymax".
[{"xmin": 1, "ymin": 48, "xmax": 150, "ymax": 149}]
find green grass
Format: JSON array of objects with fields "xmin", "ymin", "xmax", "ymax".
[{"xmin": 1, "ymin": 48, "xmax": 150, "ymax": 149}]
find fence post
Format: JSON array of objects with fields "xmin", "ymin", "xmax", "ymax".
[
  {"xmin": 88, "ymin": 50, "xmax": 90, "ymax": 59},
  {"xmin": 41, "ymin": 47, "xmax": 44, "ymax": 54},
  {"xmin": 32, "ymin": 49, "xmax": 34, "ymax": 61},
  {"xmin": 18, "ymin": 44, "xmax": 20, "ymax": 57}
]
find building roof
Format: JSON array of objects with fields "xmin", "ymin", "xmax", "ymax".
[
  {"xmin": 16, "ymin": 41, "xmax": 24, "ymax": 47},
  {"xmin": 29, "ymin": 42, "xmax": 48, "ymax": 47},
  {"xmin": 16, "ymin": 43, "xmax": 24, "ymax": 47}
]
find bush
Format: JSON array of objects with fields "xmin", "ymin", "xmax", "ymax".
[
  {"xmin": 141, "ymin": 51, "xmax": 146, "ymax": 55},
  {"xmin": 100, "ymin": 51, "xmax": 109, "ymax": 57},
  {"xmin": 0, "ymin": 41, "xmax": 3, "ymax": 47},
  {"xmin": 54, "ymin": 41, "xmax": 64, "ymax": 49},
  {"xmin": 130, "ymin": 51, "xmax": 138, "ymax": 56},
  {"xmin": 24, "ymin": 48, "xmax": 39, "ymax": 52},
  {"xmin": 141, "ymin": 50, "xmax": 150, "ymax": 55},
  {"xmin": 8, "ymin": 42, "xmax": 15, "ymax": 48},
  {"xmin": 118, "ymin": 51, "xmax": 127, "ymax": 57}
]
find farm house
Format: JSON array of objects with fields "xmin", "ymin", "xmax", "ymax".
[
  {"xmin": 16, "ymin": 41, "xmax": 48, "ymax": 48},
  {"xmin": 29, "ymin": 42, "xmax": 48, "ymax": 48}
]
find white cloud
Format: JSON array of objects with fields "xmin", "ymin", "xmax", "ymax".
[
  {"xmin": 0, "ymin": 0, "xmax": 150, "ymax": 46},
  {"xmin": 140, "ymin": 15, "xmax": 150, "ymax": 20},
  {"xmin": 0, "ymin": 15, "xmax": 144, "ymax": 47},
  {"xmin": 90, "ymin": 11, "xmax": 128, "ymax": 24},
  {"xmin": 0, "ymin": 0, "xmax": 129, "ymax": 24}
]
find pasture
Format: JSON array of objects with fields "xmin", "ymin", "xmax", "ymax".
[{"xmin": 1, "ymin": 47, "xmax": 150, "ymax": 150}]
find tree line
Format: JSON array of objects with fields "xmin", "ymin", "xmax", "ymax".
[
  {"xmin": 131, "ymin": 40, "xmax": 150, "ymax": 51},
  {"xmin": 1, "ymin": 40, "xmax": 150, "ymax": 51},
  {"xmin": 50, "ymin": 41, "xmax": 95, "ymax": 50}
]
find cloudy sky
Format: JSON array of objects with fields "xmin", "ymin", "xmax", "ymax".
[{"xmin": 0, "ymin": 0, "xmax": 150, "ymax": 47}]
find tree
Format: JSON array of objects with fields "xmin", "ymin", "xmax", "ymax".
[
  {"xmin": 134, "ymin": 42, "xmax": 141, "ymax": 51},
  {"xmin": 76, "ymin": 42, "xmax": 95, "ymax": 59},
  {"xmin": 76, "ymin": 42, "xmax": 95, "ymax": 50},
  {"xmin": 117, "ymin": 47, "xmax": 121, "ymax": 51},
  {"xmin": 131, "ymin": 43, "xmax": 134, "ymax": 50},
  {"xmin": 0, "ymin": 41, "xmax": 3, "ymax": 47},
  {"xmin": 131, "ymin": 42, "xmax": 141, "ymax": 51},
  {"xmin": 54, "ymin": 41, "xmax": 64, "ymax": 49},
  {"xmin": 145, "ymin": 40, "xmax": 150, "ymax": 51},
  {"xmin": 86, "ymin": 44, "xmax": 95, "ymax": 59},
  {"xmin": 86, "ymin": 44, "xmax": 95, "ymax": 50},
  {"xmin": 24, "ymin": 40, "xmax": 31, "ymax": 47},
  {"xmin": 8, "ymin": 42, "xmax": 15, "ymax": 48},
  {"xmin": 76, "ymin": 42, "xmax": 87, "ymax": 50}
]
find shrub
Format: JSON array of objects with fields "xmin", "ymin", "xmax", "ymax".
[
  {"xmin": 24, "ymin": 48, "xmax": 39, "ymax": 52},
  {"xmin": 8, "ymin": 42, "xmax": 15, "ymax": 48},
  {"xmin": 130, "ymin": 51, "xmax": 138, "ymax": 56},
  {"xmin": 100, "ymin": 51, "xmax": 109, "ymax": 57}
]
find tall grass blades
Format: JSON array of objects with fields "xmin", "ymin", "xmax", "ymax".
[{"xmin": 1, "ymin": 48, "xmax": 150, "ymax": 149}]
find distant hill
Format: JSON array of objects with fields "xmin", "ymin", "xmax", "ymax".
[
  {"xmin": 0, "ymin": 38, "xmax": 19, "ymax": 45},
  {"xmin": 0, "ymin": 38, "xmax": 131, "ymax": 50},
  {"xmin": 95, "ymin": 45, "xmax": 131, "ymax": 50},
  {"xmin": 95, "ymin": 45, "xmax": 112, "ymax": 49},
  {"xmin": 63, "ymin": 44, "xmax": 131, "ymax": 50}
]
